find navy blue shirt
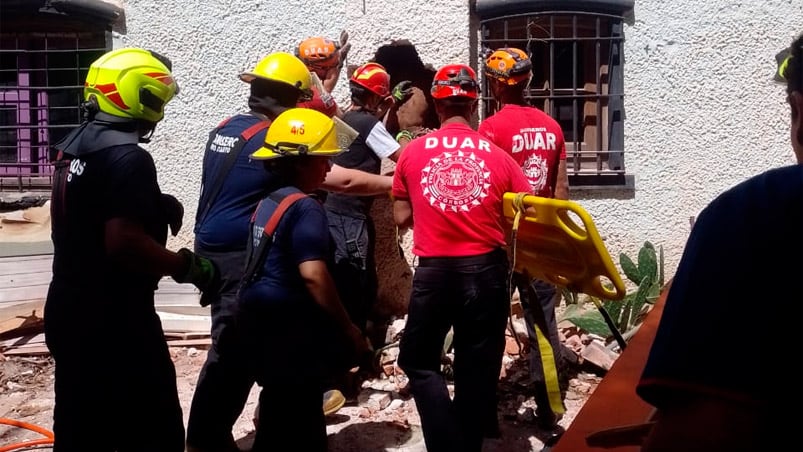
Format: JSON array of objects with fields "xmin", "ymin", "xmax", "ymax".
[
  {"xmin": 194, "ymin": 113, "xmax": 276, "ymax": 251},
  {"xmin": 638, "ymin": 164, "xmax": 803, "ymax": 411},
  {"xmin": 238, "ymin": 187, "xmax": 331, "ymax": 309}
]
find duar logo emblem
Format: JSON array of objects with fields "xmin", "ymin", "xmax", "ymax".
[
  {"xmin": 523, "ymin": 154, "xmax": 548, "ymax": 194},
  {"xmin": 421, "ymin": 151, "xmax": 490, "ymax": 212}
]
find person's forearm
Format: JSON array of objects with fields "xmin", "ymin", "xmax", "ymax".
[
  {"xmin": 393, "ymin": 199, "xmax": 413, "ymax": 229},
  {"xmin": 105, "ymin": 217, "xmax": 185, "ymax": 277},
  {"xmin": 323, "ymin": 166, "xmax": 392, "ymax": 195},
  {"xmin": 299, "ymin": 260, "xmax": 354, "ymax": 331},
  {"xmin": 554, "ymin": 159, "xmax": 570, "ymax": 200}
]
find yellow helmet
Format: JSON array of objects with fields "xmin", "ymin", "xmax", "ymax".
[
  {"xmin": 251, "ymin": 108, "xmax": 357, "ymax": 160},
  {"xmin": 83, "ymin": 47, "xmax": 178, "ymax": 123},
  {"xmin": 239, "ymin": 52, "xmax": 312, "ymax": 98}
]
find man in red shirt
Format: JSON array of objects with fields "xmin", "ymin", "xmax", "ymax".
[
  {"xmin": 479, "ymin": 47, "xmax": 571, "ymax": 433},
  {"xmin": 392, "ymin": 63, "xmax": 532, "ymax": 452}
]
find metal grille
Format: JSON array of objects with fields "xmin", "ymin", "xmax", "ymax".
[
  {"xmin": 481, "ymin": 11, "xmax": 627, "ymax": 186},
  {"xmin": 0, "ymin": 30, "xmax": 108, "ymax": 191}
]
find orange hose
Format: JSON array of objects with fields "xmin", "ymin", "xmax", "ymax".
[{"xmin": 0, "ymin": 418, "xmax": 54, "ymax": 451}]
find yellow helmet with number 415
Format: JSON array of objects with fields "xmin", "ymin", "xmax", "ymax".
[
  {"xmin": 83, "ymin": 47, "xmax": 179, "ymax": 123},
  {"xmin": 251, "ymin": 108, "xmax": 357, "ymax": 160}
]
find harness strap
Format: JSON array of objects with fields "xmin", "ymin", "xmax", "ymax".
[
  {"xmin": 240, "ymin": 192, "xmax": 308, "ymax": 287},
  {"xmin": 196, "ymin": 117, "xmax": 270, "ymax": 225}
]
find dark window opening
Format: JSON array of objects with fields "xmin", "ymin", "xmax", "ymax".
[
  {"xmin": 480, "ymin": 11, "xmax": 628, "ymax": 187},
  {"xmin": 0, "ymin": 15, "xmax": 111, "ymax": 191}
]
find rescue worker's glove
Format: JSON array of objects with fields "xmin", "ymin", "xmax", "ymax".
[
  {"xmin": 391, "ymin": 80, "xmax": 414, "ymax": 105},
  {"xmin": 161, "ymin": 193, "xmax": 184, "ymax": 237},
  {"xmin": 173, "ymin": 248, "xmax": 221, "ymax": 306}
]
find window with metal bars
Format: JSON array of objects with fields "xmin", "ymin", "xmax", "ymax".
[
  {"xmin": 480, "ymin": 11, "xmax": 630, "ymax": 188},
  {"xmin": 0, "ymin": 16, "xmax": 110, "ymax": 191}
]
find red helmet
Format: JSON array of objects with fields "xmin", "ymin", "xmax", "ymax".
[
  {"xmin": 349, "ymin": 62, "xmax": 391, "ymax": 97},
  {"xmin": 431, "ymin": 64, "xmax": 479, "ymax": 100}
]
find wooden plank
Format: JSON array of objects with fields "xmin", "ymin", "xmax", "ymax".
[
  {"xmin": 0, "ymin": 257, "xmax": 52, "ymax": 276},
  {"xmin": 0, "ymin": 285, "xmax": 47, "ymax": 304},
  {"xmin": 166, "ymin": 338, "xmax": 212, "ymax": 347},
  {"xmin": 0, "ymin": 271, "xmax": 52, "ymax": 287},
  {"xmin": 0, "ymin": 300, "xmax": 45, "ymax": 324},
  {"xmin": 0, "ymin": 332, "xmax": 45, "ymax": 349},
  {"xmin": 156, "ymin": 305, "xmax": 210, "ymax": 316},
  {"xmin": 552, "ymin": 283, "xmax": 669, "ymax": 452},
  {"xmin": 3, "ymin": 345, "xmax": 50, "ymax": 356}
]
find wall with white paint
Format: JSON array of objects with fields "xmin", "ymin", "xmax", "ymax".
[{"xmin": 119, "ymin": 0, "xmax": 801, "ymax": 290}]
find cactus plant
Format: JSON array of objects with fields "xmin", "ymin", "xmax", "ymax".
[{"xmin": 560, "ymin": 241, "xmax": 665, "ymax": 343}]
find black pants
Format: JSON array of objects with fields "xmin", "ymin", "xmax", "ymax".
[
  {"xmin": 45, "ymin": 290, "xmax": 184, "ymax": 452},
  {"xmin": 397, "ymin": 249, "xmax": 510, "ymax": 452},
  {"xmin": 515, "ymin": 273, "xmax": 568, "ymax": 421},
  {"xmin": 326, "ymin": 210, "xmax": 378, "ymax": 333},
  {"xmin": 186, "ymin": 247, "xmax": 253, "ymax": 452},
  {"xmin": 237, "ymin": 299, "xmax": 357, "ymax": 452}
]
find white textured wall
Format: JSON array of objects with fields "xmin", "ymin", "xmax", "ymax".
[
  {"xmin": 118, "ymin": 0, "xmax": 470, "ymax": 250},
  {"xmin": 607, "ymin": 0, "xmax": 801, "ymax": 280},
  {"xmin": 119, "ymin": 0, "xmax": 801, "ymax": 283}
]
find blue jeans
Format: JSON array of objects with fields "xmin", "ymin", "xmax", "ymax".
[{"xmin": 397, "ymin": 249, "xmax": 510, "ymax": 452}]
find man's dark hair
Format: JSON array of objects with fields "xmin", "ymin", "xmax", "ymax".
[
  {"xmin": 250, "ymin": 78, "xmax": 300, "ymax": 108},
  {"xmin": 785, "ymin": 33, "xmax": 803, "ymax": 94},
  {"xmin": 349, "ymin": 81, "xmax": 375, "ymax": 108},
  {"xmin": 434, "ymin": 97, "xmax": 474, "ymax": 119}
]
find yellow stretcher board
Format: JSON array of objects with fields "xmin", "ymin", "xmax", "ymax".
[{"xmin": 502, "ymin": 192, "xmax": 626, "ymax": 301}]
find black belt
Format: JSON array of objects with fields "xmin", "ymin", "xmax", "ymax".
[{"xmin": 417, "ymin": 248, "xmax": 507, "ymax": 268}]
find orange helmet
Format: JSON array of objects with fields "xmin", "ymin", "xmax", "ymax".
[
  {"xmin": 484, "ymin": 47, "xmax": 532, "ymax": 85},
  {"xmin": 296, "ymin": 37, "xmax": 340, "ymax": 70},
  {"xmin": 431, "ymin": 64, "xmax": 479, "ymax": 100},
  {"xmin": 349, "ymin": 62, "xmax": 391, "ymax": 97}
]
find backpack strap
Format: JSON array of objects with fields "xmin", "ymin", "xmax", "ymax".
[
  {"xmin": 196, "ymin": 117, "xmax": 271, "ymax": 225},
  {"xmin": 240, "ymin": 191, "xmax": 308, "ymax": 288},
  {"xmin": 50, "ymin": 149, "xmax": 73, "ymax": 237}
]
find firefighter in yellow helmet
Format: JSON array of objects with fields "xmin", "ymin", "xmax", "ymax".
[
  {"xmin": 46, "ymin": 47, "xmax": 217, "ymax": 451},
  {"xmin": 186, "ymin": 53, "xmax": 389, "ymax": 452},
  {"xmin": 237, "ymin": 108, "xmax": 370, "ymax": 451}
]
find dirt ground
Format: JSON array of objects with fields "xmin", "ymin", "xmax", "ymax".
[{"xmin": 0, "ymin": 344, "xmax": 602, "ymax": 452}]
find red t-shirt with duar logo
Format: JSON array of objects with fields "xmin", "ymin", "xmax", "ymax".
[
  {"xmin": 392, "ymin": 122, "xmax": 532, "ymax": 257},
  {"xmin": 478, "ymin": 104, "xmax": 566, "ymax": 198}
]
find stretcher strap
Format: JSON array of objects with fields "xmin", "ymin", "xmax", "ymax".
[{"xmin": 533, "ymin": 321, "xmax": 565, "ymax": 415}]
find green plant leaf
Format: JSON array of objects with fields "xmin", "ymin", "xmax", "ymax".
[
  {"xmin": 618, "ymin": 301, "xmax": 632, "ymax": 334},
  {"xmin": 603, "ymin": 296, "xmax": 627, "ymax": 326},
  {"xmin": 638, "ymin": 243, "xmax": 658, "ymax": 287},
  {"xmin": 628, "ymin": 276, "xmax": 651, "ymax": 330},
  {"xmin": 620, "ymin": 253, "xmax": 641, "ymax": 285},
  {"xmin": 562, "ymin": 306, "xmax": 610, "ymax": 337}
]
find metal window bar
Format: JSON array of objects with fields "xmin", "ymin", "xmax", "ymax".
[
  {"xmin": 0, "ymin": 29, "xmax": 108, "ymax": 191},
  {"xmin": 480, "ymin": 11, "xmax": 626, "ymax": 184}
]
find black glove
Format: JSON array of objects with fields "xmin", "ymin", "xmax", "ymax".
[
  {"xmin": 391, "ymin": 80, "xmax": 414, "ymax": 105},
  {"xmin": 173, "ymin": 248, "xmax": 221, "ymax": 306},
  {"xmin": 161, "ymin": 193, "xmax": 184, "ymax": 237}
]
